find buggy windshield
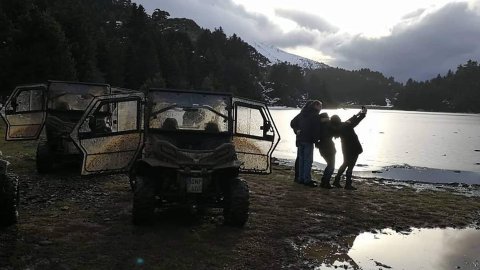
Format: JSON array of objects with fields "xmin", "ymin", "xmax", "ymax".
[
  {"xmin": 47, "ymin": 82, "xmax": 110, "ymax": 111},
  {"xmin": 149, "ymin": 91, "xmax": 231, "ymax": 133}
]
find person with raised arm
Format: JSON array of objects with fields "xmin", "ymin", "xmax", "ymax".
[{"xmin": 330, "ymin": 106, "xmax": 367, "ymax": 190}]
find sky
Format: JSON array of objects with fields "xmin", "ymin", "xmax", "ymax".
[{"xmin": 134, "ymin": 0, "xmax": 480, "ymax": 82}]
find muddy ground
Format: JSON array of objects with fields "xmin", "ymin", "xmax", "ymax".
[{"xmin": 1, "ymin": 129, "xmax": 480, "ymax": 269}]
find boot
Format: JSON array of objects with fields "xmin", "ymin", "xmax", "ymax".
[
  {"xmin": 320, "ymin": 177, "xmax": 332, "ymax": 189},
  {"xmin": 344, "ymin": 185, "xmax": 357, "ymax": 190},
  {"xmin": 332, "ymin": 176, "xmax": 342, "ymax": 188},
  {"xmin": 344, "ymin": 175, "xmax": 356, "ymax": 190}
]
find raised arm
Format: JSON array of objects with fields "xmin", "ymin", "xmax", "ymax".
[{"xmin": 345, "ymin": 112, "xmax": 366, "ymax": 128}]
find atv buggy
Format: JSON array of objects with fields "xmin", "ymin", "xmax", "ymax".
[
  {"xmin": 0, "ymin": 81, "xmax": 136, "ymax": 173},
  {"xmin": 0, "ymin": 159, "xmax": 19, "ymax": 227},
  {"xmin": 68, "ymin": 88, "xmax": 280, "ymax": 226}
]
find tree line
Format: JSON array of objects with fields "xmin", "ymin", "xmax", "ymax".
[
  {"xmin": 395, "ymin": 60, "xmax": 480, "ymax": 113},
  {"xmin": 0, "ymin": 0, "xmax": 478, "ymax": 112}
]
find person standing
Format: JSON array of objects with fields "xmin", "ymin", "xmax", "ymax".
[
  {"xmin": 290, "ymin": 100, "xmax": 322, "ymax": 187},
  {"xmin": 315, "ymin": 113, "xmax": 337, "ymax": 189},
  {"xmin": 331, "ymin": 107, "xmax": 367, "ymax": 190},
  {"xmin": 291, "ymin": 101, "xmax": 313, "ymax": 183}
]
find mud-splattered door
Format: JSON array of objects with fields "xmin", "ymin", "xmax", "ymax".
[
  {"xmin": 232, "ymin": 98, "xmax": 280, "ymax": 174},
  {"xmin": 70, "ymin": 93, "xmax": 144, "ymax": 175},
  {"xmin": 0, "ymin": 84, "xmax": 47, "ymax": 140}
]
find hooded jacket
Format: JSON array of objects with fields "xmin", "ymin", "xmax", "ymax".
[
  {"xmin": 290, "ymin": 106, "xmax": 322, "ymax": 143},
  {"xmin": 336, "ymin": 112, "xmax": 366, "ymax": 156},
  {"xmin": 315, "ymin": 113, "xmax": 337, "ymax": 156}
]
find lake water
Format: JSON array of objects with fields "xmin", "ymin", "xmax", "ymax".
[
  {"xmin": 306, "ymin": 227, "xmax": 480, "ymax": 270},
  {"xmin": 269, "ymin": 108, "xmax": 480, "ymax": 184}
]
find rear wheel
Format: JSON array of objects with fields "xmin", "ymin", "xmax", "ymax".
[
  {"xmin": 0, "ymin": 173, "xmax": 19, "ymax": 227},
  {"xmin": 36, "ymin": 141, "xmax": 54, "ymax": 174},
  {"xmin": 223, "ymin": 178, "xmax": 249, "ymax": 227},
  {"xmin": 132, "ymin": 175, "xmax": 156, "ymax": 225}
]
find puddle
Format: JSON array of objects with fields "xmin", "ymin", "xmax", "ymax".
[{"xmin": 304, "ymin": 227, "xmax": 480, "ymax": 270}]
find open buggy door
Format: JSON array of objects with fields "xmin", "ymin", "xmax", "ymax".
[
  {"xmin": 233, "ymin": 98, "xmax": 280, "ymax": 174},
  {"xmin": 70, "ymin": 92, "xmax": 144, "ymax": 175},
  {"xmin": 0, "ymin": 84, "xmax": 47, "ymax": 140}
]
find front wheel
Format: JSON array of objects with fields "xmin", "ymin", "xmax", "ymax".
[
  {"xmin": 132, "ymin": 175, "xmax": 156, "ymax": 225},
  {"xmin": 0, "ymin": 173, "xmax": 19, "ymax": 227},
  {"xmin": 223, "ymin": 178, "xmax": 250, "ymax": 227}
]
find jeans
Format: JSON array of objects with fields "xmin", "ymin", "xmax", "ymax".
[
  {"xmin": 335, "ymin": 154, "xmax": 359, "ymax": 186},
  {"xmin": 297, "ymin": 142, "xmax": 314, "ymax": 183},
  {"xmin": 320, "ymin": 151, "xmax": 335, "ymax": 184}
]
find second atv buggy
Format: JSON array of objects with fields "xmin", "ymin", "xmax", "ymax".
[
  {"xmin": 0, "ymin": 81, "xmax": 137, "ymax": 173},
  {"xmin": 68, "ymin": 88, "xmax": 280, "ymax": 226}
]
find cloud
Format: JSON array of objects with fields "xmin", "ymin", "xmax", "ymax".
[
  {"xmin": 401, "ymin": 8, "xmax": 426, "ymax": 20},
  {"xmin": 135, "ymin": 0, "xmax": 480, "ymax": 82},
  {"xmin": 325, "ymin": 2, "xmax": 480, "ymax": 82},
  {"xmin": 138, "ymin": 0, "xmax": 284, "ymax": 43},
  {"xmin": 136, "ymin": 0, "xmax": 324, "ymax": 48},
  {"xmin": 275, "ymin": 9, "xmax": 339, "ymax": 33}
]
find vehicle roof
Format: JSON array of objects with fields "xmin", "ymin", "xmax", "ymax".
[
  {"xmin": 148, "ymin": 88, "xmax": 233, "ymax": 97},
  {"xmin": 48, "ymin": 80, "xmax": 110, "ymax": 87}
]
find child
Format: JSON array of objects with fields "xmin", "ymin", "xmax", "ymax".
[{"xmin": 330, "ymin": 107, "xmax": 367, "ymax": 190}]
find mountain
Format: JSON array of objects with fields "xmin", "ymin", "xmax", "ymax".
[{"xmin": 250, "ymin": 42, "xmax": 329, "ymax": 70}]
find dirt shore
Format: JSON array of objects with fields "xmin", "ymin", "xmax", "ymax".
[{"xmin": 1, "ymin": 132, "xmax": 480, "ymax": 269}]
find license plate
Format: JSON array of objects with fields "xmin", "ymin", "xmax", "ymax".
[{"xmin": 186, "ymin": 177, "xmax": 203, "ymax": 193}]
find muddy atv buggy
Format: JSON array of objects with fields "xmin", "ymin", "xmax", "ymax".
[
  {"xmin": 68, "ymin": 89, "xmax": 280, "ymax": 226},
  {"xmin": 0, "ymin": 81, "xmax": 136, "ymax": 173},
  {"xmin": 0, "ymin": 160, "xmax": 19, "ymax": 227}
]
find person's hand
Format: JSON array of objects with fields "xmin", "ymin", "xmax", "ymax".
[{"xmin": 360, "ymin": 106, "xmax": 367, "ymax": 114}]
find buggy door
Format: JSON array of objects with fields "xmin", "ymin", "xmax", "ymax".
[
  {"xmin": 233, "ymin": 98, "xmax": 280, "ymax": 174},
  {"xmin": 0, "ymin": 84, "xmax": 47, "ymax": 140},
  {"xmin": 70, "ymin": 93, "xmax": 144, "ymax": 175}
]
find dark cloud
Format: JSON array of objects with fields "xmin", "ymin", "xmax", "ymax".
[
  {"xmin": 328, "ymin": 2, "xmax": 480, "ymax": 82},
  {"xmin": 137, "ymin": 0, "xmax": 284, "ymax": 44},
  {"xmin": 135, "ymin": 0, "xmax": 480, "ymax": 82},
  {"xmin": 275, "ymin": 9, "xmax": 339, "ymax": 33},
  {"xmin": 269, "ymin": 29, "xmax": 319, "ymax": 47},
  {"xmin": 137, "ymin": 0, "xmax": 320, "ymax": 48}
]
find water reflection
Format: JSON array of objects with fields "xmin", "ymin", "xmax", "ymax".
[{"xmin": 307, "ymin": 227, "xmax": 480, "ymax": 270}]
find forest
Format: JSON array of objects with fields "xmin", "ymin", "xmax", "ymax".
[{"xmin": 0, "ymin": 0, "xmax": 478, "ymax": 112}]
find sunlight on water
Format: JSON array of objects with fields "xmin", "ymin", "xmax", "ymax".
[
  {"xmin": 308, "ymin": 227, "xmax": 480, "ymax": 270},
  {"xmin": 270, "ymin": 108, "xmax": 480, "ymax": 183}
]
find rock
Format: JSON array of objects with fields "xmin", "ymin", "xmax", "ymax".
[{"xmin": 61, "ymin": 206, "xmax": 70, "ymax": 211}]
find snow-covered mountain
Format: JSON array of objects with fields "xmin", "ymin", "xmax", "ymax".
[{"xmin": 251, "ymin": 42, "xmax": 329, "ymax": 70}]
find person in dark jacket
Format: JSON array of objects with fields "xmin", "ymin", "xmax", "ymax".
[
  {"xmin": 290, "ymin": 100, "xmax": 322, "ymax": 187},
  {"xmin": 331, "ymin": 107, "xmax": 367, "ymax": 190},
  {"xmin": 315, "ymin": 113, "xmax": 337, "ymax": 189},
  {"xmin": 292, "ymin": 101, "xmax": 313, "ymax": 183}
]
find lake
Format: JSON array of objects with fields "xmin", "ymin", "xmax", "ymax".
[{"xmin": 269, "ymin": 108, "xmax": 480, "ymax": 184}]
